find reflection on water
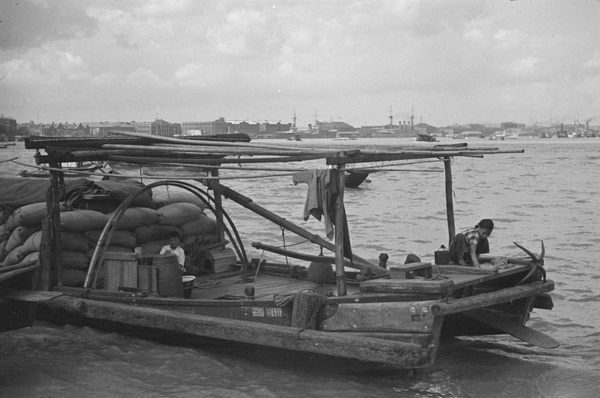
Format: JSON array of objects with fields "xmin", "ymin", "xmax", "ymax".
[{"xmin": 1, "ymin": 138, "xmax": 600, "ymax": 397}]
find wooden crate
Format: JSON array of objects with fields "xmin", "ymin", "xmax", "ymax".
[
  {"xmin": 104, "ymin": 252, "xmax": 138, "ymax": 291},
  {"xmin": 206, "ymin": 248, "xmax": 237, "ymax": 273},
  {"xmin": 138, "ymin": 264, "xmax": 158, "ymax": 296}
]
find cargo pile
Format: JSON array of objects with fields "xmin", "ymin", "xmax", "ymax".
[{"xmin": 0, "ymin": 180, "xmax": 219, "ymax": 286}]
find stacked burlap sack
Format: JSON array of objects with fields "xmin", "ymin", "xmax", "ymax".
[{"xmin": 0, "ymin": 188, "xmax": 217, "ymax": 287}]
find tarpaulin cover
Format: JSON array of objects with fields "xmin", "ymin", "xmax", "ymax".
[
  {"xmin": 0, "ymin": 177, "xmax": 151, "ymax": 211},
  {"xmin": 0, "ymin": 178, "xmax": 90, "ymax": 209},
  {"xmin": 63, "ymin": 179, "xmax": 152, "ymax": 208}
]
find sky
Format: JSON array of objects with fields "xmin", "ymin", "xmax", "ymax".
[{"xmin": 1, "ymin": 0, "xmax": 599, "ymax": 128}]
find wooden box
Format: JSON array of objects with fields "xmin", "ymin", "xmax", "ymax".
[
  {"xmin": 104, "ymin": 252, "xmax": 138, "ymax": 291},
  {"xmin": 389, "ymin": 262, "xmax": 433, "ymax": 280},
  {"xmin": 138, "ymin": 264, "xmax": 157, "ymax": 296},
  {"xmin": 206, "ymin": 248, "xmax": 237, "ymax": 273}
]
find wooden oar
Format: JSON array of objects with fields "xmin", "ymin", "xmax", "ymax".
[
  {"xmin": 252, "ymin": 241, "xmax": 349, "ymax": 266},
  {"xmin": 464, "ymin": 311, "xmax": 560, "ymax": 349}
]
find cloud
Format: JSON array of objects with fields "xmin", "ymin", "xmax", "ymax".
[
  {"xmin": 584, "ymin": 52, "xmax": 600, "ymax": 69},
  {"xmin": 0, "ymin": 58, "xmax": 49, "ymax": 86},
  {"xmin": 0, "ymin": 0, "xmax": 97, "ymax": 50},
  {"xmin": 90, "ymin": 71, "xmax": 123, "ymax": 87},
  {"xmin": 126, "ymin": 68, "xmax": 170, "ymax": 89},
  {"xmin": 173, "ymin": 63, "xmax": 209, "ymax": 87},
  {"xmin": 0, "ymin": 48, "xmax": 90, "ymax": 86},
  {"xmin": 2, "ymin": 0, "xmax": 600, "ymax": 126},
  {"xmin": 206, "ymin": 7, "xmax": 281, "ymax": 57},
  {"xmin": 508, "ymin": 56, "xmax": 540, "ymax": 77},
  {"xmin": 493, "ymin": 28, "xmax": 527, "ymax": 49}
]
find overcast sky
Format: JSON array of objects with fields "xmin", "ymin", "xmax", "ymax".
[{"xmin": 1, "ymin": 0, "xmax": 599, "ymax": 128}]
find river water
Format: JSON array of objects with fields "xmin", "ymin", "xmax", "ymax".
[{"xmin": 1, "ymin": 138, "xmax": 599, "ymax": 398}]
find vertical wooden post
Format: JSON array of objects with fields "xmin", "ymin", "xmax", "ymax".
[
  {"xmin": 39, "ymin": 218, "xmax": 51, "ymax": 290},
  {"xmin": 334, "ymin": 165, "xmax": 347, "ymax": 296},
  {"xmin": 210, "ymin": 169, "xmax": 225, "ymax": 244},
  {"xmin": 41, "ymin": 165, "xmax": 63, "ymax": 289},
  {"xmin": 444, "ymin": 156, "xmax": 456, "ymax": 247}
]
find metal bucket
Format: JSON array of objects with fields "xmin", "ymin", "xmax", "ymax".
[{"xmin": 182, "ymin": 275, "xmax": 195, "ymax": 299}]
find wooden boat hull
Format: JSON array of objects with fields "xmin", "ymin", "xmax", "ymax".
[
  {"xmin": 0, "ymin": 265, "xmax": 42, "ymax": 332},
  {"xmin": 0, "ymin": 298, "xmax": 37, "ymax": 332},
  {"xmin": 38, "ymin": 294, "xmax": 438, "ymax": 368},
  {"xmin": 33, "ymin": 263, "xmax": 555, "ymax": 367},
  {"xmin": 344, "ymin": 170, "xmax": 370, "ymax": 188}
]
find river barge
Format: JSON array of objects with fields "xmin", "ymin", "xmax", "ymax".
[{"xmin": 0, "ymin": 133, "xmax": 557, "ymax": 368}]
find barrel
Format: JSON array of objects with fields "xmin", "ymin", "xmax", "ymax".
[{"xmin": 153, "ymin": 253, "xmax": 183, "ymax": 297}]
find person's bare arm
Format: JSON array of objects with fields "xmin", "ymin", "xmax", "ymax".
[{"xmin": 470, "ymin": 243, "xmax": 480, "ymax": 267}]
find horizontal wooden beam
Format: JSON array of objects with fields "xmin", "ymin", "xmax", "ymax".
[{"xmin": 430, "ymin": 280, "xmax": 555, "ymax": 316}]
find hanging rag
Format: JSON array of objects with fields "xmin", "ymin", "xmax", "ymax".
[{"xmin": 292, "ymin": 169, "xmax": 353, "ymax": 261}]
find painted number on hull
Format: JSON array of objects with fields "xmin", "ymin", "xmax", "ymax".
[
  {"xmin": 266, "ymin": 308, "xmax": 283, "ymax": 317},
  {"xmin": 251, "ymin": 307, "xmax": 283, "ymax": 317}
]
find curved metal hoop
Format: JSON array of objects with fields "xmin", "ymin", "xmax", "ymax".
[{"xmin": 83, "ymin": 180, "xmax": 247, "ymax": 290}]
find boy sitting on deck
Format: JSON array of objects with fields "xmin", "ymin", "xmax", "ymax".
[{"xmin": 160, "ymin": 231, "xmax": 186, "ymax": 272}]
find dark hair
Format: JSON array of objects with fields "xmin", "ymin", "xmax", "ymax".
[{"xmin": 477, "ymin": 219, "xmax": 494, "ymax": 231}]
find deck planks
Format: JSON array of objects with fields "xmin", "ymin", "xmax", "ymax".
[{"xmin": 190, "ymin": 272, "xmax": 358, "ymax": 300}]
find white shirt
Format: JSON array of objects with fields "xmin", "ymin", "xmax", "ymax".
[{"xmin": 159, "ymin": 245, "xmax": 185, "ymax": 271}]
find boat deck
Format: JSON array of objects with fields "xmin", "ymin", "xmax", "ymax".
[
  {"xmin": 434, "ymin": 262, "xmax": 531, "ymax": 289},
  {"xmin": 185, "ymin": 262, "xmax": 531, "ymax": 301},
  {"xmin": 189, "ymin": 270, "xmax": 361, "ymax": 300},
  {"xmin": 51, "ymin": 261, "xmax": 534, "ymax": 305}
]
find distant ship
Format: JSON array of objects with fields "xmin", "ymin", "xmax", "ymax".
[
  {"xmin": 455, "ymin": 131, "xmax": 485, "ymax": 139},
  {"xmin": 490, "ymin": 129, "xmax": 520, "ymax": 140},
  {"xmin": 416, "ymin": 132, "xmax": 437, "ymax": 142},
  {"xmin": 556, "ymin": 125, "xmax": 568, "ymax": 138}
]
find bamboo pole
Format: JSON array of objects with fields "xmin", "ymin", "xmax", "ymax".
[
  {"xmin": 101, "ymin": 143, "xmax": 318, "ymax": 156},
  {"xmin": 109, "ymin": 130, "xmax": 328, "ymax": 152},
  {"xmin": 105, "ymin": 153, "xmax": 338, "ymax": 165},
  {"xmin": 444, "ymin": 157, "xmax": 455, "ymax": 247},
  {"xmin": 251, "ymin": 242, "xmax": 357, "ymax": 267},
  {"xmin": 0, "ymin": 262, "xmax": 40, "ymax": 283},
  {"xmin": 334, "ymin": 165, "xmax": 348, "ymax": 296}
]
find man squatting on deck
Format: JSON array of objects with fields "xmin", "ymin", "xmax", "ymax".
[
  {"xmin": 449, "ymin": 219, "xmax": 494, "ymax": 267},
  {"xmin": 160, "ymin": 231, "xmax": 186, "ymax": 272}
]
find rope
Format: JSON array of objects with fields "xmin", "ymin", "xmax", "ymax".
[
  {"xmin": 193, "ymin": 278, "xmax": 221, "ymax": 289},
  {"xmin": 431, "ymin": 264, "xmax": 453, "ymax": 303},
  {"xmin": 295, "ymin": 290, "xmax": 328, "ymax": 338},
  {"xmin": 274, "ymin": 294, "xmax": 295, "ymax": 307},
  {"xmin": 491, "ymin": 257, "xmax": 512, "ymax": 269}
]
